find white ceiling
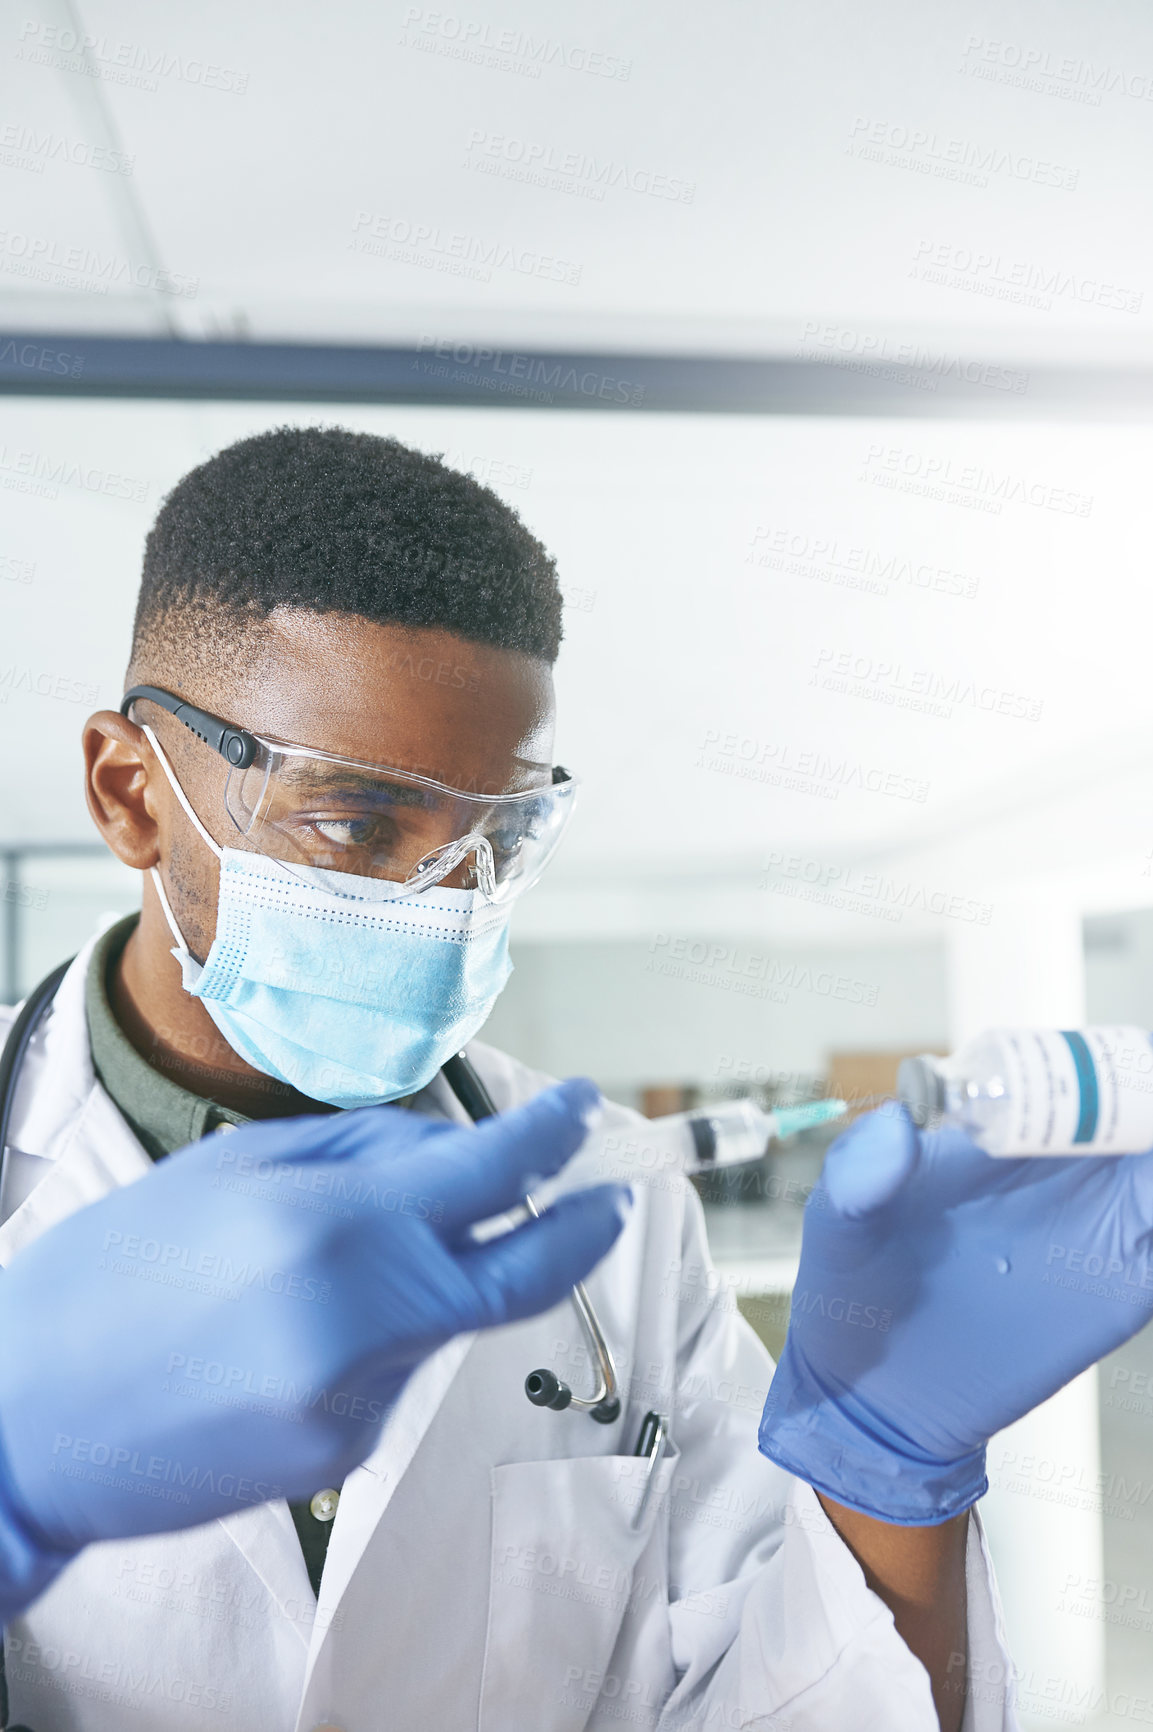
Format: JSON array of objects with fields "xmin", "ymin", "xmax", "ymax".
[{"xmin": 1, "ymin": 0, "xmax": 1152, "ymax": 360}]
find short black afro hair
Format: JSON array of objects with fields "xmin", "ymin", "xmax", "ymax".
[{"xmin": 130, "ymin": 425, "xmax": 564, "ymax": 675}]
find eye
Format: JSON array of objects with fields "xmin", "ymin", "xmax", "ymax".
[
  {"xmin": 489, "ymin": 825, "xmax": 523, "ymax": 859},
  {"xmin": 311, "ymin": 816, "xmax": 389, "ymax": 849}
]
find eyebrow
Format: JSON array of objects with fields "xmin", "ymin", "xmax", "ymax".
[
  {"xmin": 272, "ymin": 764, "xmax": 439, "ymax": 808},
  {"xmin": 270, "ymin": 751, "xmax": 550, "ymax": 800}
]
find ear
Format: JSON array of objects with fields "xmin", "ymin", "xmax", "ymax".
[{"xmin": 83, "ymin": 710, "xmax": 166, "ymax": 871}]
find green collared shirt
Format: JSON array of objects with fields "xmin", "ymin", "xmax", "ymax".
[
  {"xmin": 85, "ymin": 912, "xmax": 336, "ymax": 1597},
  {"xmin": 85, "ymin": 915, "xmax": 249, "ymax": 1158}
]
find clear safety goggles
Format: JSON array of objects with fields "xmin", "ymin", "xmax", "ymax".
[{"xmin": 122, "ymin": 685, "xmax": 577, "ymax": 906}]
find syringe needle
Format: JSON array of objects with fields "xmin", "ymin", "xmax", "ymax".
[{"xmin": 768, "ymin": 1099, "xmax": 848, "ymax": 1139}]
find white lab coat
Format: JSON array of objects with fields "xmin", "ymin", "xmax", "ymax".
[{"xmin": 0, "ymin": 936, "xmax": 1019, "ymax": 1732}]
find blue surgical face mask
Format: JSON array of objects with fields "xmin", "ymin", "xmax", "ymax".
[{"xmin": 145, "ymin": 730, "xmax": 513, "ymax": 1109}]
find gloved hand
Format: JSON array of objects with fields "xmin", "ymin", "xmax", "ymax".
[
  {"xmin": 759, "ymin": 1105, "xmax": 1153, "ymax": 1525},
  {"xmin": 0, "ymin": 1079, "xmax": 627, "ymax": 1617}
]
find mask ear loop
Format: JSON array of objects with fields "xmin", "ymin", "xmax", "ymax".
[{"xmin": 140, "ymin": 722, "xmax": 224, "ymax": 958}]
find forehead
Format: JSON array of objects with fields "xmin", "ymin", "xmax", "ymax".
[{"xmin": 217, "ymin": 608, "xmax": 556, "ymax": 787}]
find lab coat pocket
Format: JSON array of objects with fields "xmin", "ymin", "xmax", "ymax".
[{"xmin": 479, "ymin": 1447, "xmax": 680, "ymax": 1732}]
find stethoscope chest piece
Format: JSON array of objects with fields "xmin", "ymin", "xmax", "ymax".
[{"xmin": 525, "ymin": 1367, "xmax": 621, "ymax": 1424}]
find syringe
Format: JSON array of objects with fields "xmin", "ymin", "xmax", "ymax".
[
  {"xmin": 613, "ymin": 1097, "xmax": 848, "ymax": 1177},
  {"xmin": 530, "ymin": 1096, "xmax": 848, "ymax": 1209}
]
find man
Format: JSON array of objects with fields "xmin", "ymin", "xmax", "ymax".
[{"xmin": 5, "ymin": 423, "xmax": 1106, "ymax": 1730}]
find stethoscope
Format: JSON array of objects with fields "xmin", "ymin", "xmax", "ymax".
[
  {"xmin": 0, "ymin": 959, "xmax": 68, "ymax": 1732},
  {"xmin": 440, "ymin": 1052, "xmax": 622, "ymax": 1424},
  {"xmin": 0, "ymin": 970, "xmax": 623, "ymax": 1731}
]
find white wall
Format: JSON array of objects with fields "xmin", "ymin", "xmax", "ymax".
[{"xmin": 483, "ymin": 934, "xmax": 946, "ymax": 1097}]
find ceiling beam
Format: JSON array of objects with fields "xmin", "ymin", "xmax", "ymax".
[{"xmin": 2, "ymin": 333, "xmax": 1153, "ymax": 417}]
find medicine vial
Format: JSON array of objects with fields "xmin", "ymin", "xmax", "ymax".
[{"xmin": 898, "ymin": 1028, "xmax": 1153, "ymax": 1156}]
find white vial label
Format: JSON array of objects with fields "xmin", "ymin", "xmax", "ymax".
[{"xmin": 988, "ymin": 1027, "xmax": 1153, "ymax": 1155}]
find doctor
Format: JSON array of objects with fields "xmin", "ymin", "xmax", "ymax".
[{"xmin": 0, "ymin": 424, "xmax": 1043, "ymax": 1731}]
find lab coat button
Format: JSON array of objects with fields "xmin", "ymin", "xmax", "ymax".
[{"xmin": 310, "ymin": 1487, "xmax": 340, "ymax": 1522}]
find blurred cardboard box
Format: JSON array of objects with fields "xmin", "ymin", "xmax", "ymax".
[{"xmin": 826, "ymin": 1049, "xmax": 946, "ymax": 1119}]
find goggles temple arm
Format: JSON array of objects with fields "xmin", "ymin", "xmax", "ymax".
[{"xmin": 121, "ymin": 685, "xmax": 258, "ymax": 770}]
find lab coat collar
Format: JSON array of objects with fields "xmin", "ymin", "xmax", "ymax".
[{"xmin": 0, "ymin": 937, "xmax": 154, "ymax": 1265}]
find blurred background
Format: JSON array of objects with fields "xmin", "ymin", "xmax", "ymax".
[{"xmin": 3, "ymin": 0, "xmax": 1153, "ymax": 1722}]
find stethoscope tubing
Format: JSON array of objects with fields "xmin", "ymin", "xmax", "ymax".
[
  {"xmin": 441, "ymin": 1053, "xmax": 622, "ymax": 1423},
  {"xmin": 0, "ymin": 960, "xmax": 73, "ymax": 1732}
]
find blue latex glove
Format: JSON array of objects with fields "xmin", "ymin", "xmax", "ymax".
[
  {"xmin": 759, "ymin": 1105, "xmax": 1153, "ymax": 1525},
  {"xmin": 0, "ymin": 1080, "xmax": 627, "ymax": 1618}
]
